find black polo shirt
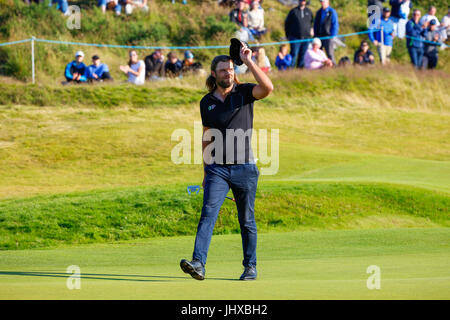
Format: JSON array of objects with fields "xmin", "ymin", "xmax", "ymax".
[{"xmin": 200, "ymin": 83, "xmax": 257, "ymax": 165}]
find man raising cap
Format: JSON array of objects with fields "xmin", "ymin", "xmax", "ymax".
[{"xmin": 180, "ymin": 41, "xmax": 273, "ymax": 281}]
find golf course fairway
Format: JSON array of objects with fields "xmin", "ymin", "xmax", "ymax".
[{"xmin": 0, "ymin": 228, "xmax": 448, "ymax": 299}]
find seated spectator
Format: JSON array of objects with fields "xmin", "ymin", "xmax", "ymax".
[
  {"xmin": 164, "ymin": 52, "xmax": 183, "ymax": 78},
  {"xmin": 304, "ymin": 38, "xmax": 333, "ymax": 70},
  {"xmin": 98, "ymin": 0, "xmax": 122, "ymax": 15},
  {"xmin": 119, "ymin": 50, "xmax": 146, "ymax": 85},
  {"xmin": 144, "ymin": 50, "xmax": 165, "ymax": 80},
  {"xmin": 248, "ymin": 0, "xmax": 267, "ymax": 38},
  {"xmin": 423, "ymin": 20, "xmax": 440, "ymax": 69},
  {"xmin": 49, "ymin": 0, "xmax": 69, "ymax": 15},
  {"xmin": 353, "ymin": 40, "xmax": 375, "ymax": 65},
  {"xmin": 64, "ymin": 51, "xmax": 87, "ymax": 83},
  {"xmin": 86, "ymin": 55, "xmax": 112, "ymax": 82},
  {"xmin": 182, "ymin": 51, "xmax": 204, "ymax": 75},
  {"xmin": 252, "ymin": 47, "xmax": 271, "ymax": 73},
  {"xmin": 275, "ymin": 44, "xmax": 292, "ymax": 71},
  {"xmin": 121, "ymin": 0, "xmax": 149, "ymax": 15}
]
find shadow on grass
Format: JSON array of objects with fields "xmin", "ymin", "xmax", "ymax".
[{"xmin": 0, "ymin": 271, "xmax": 238, "ymax": 282}]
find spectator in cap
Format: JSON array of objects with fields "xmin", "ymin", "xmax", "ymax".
[
  {"xmin": 86, "ymin": 55, "xmax": 112, "ymax": 82},
  {"xmin": 353, "ymin": 40, "xmax": 375, "ymax": 65},
  {"xmin": 64, "ymin": 51, "xmax": 87, "ymax": 84},
  {"xmin": 304, "ymin": 37, "xmax": 333, "ymax": 70},
  {"xmin": 313, "ymin": 0, "xmax": 339, "ymax": 65},
  {"xmin": 369, "ymin": 7, "xmax": 395, "ymax": 64},
  {"xmin": 182, "ymin": 51, "xmax": 204, "ymax": 75},
  {"xmin": 144, "ymin": 50, "xmax": 165, "ymax": 80},
  {"xmin": 284, "ymin": 0, "xmax": 314, "ymax": 68},
  {"xmin": 422, "ymin": 19, "xmax": 440, "ymax": 69}
]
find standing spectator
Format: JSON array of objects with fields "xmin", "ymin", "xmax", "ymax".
[
  {"xmin": 86, "ymin": 55, "xmax": 113, "ymax": 82},
  {"xmin": 304, "ymin": 37, "xmax": 333, "ymax": 70},
  {"xmin": 182, "ymin": 51, "xmax": 205, "ymax": 75},
  {"xmin": 144, "ymin": 50, "xmax": 165, "ymax": 80},
  {"xmin": 369, "ymin": 7, "xmax": 395, "ymax": 64},
  {"xmin": 440, "ymin": 7, "xmax": 450, "ymax": 41},
  {"xmin": 284, "ymin": 0, "xmax": 314, "ymax": 68},
  {"xmin": 422, "ymin": 20, "xmax": 440, "ymax": 69},
  {"xmin": 164, "ymin": 52, "xmax": 183, "ymax": 78},
  {"xmin": 389, "ymin": 0, "xmax": 412, "ymax": 39},
  {"xmin": 313, "ymin": 0, "xmax": 339, "ymax": 65},
  {"xmin": 49, "ymin": 0, "xmax": 69, "ymax": 15},
  {"xmin": 98, "ymin": 0, "xmax": 122, "ymax": 15},
  {"xmin": 120, "ymin": 50, "xmax": 146, "ymax": 85},
  {"xmin": 275, "ymin": 44, "xmax": 293, "ymax": 71},
  {"xmin": 420, "ymin": 6, "xmax": 440, "ymax": 27},
  {"xmin": 406, "ymin": 9, "xmax": 427, "ymax": 69},
  {"xmin": 248, "ymin": 0, "xmax": 267, "ymax": 38},
  {"xmin": 252, "ymin": 47, "xmax": 271, "ymax": 73},
  {"xmin": 64, "ymin": 51, "xmax": 87, "ymax": 84},
  {"xmin": 353, "ymin": 40, "xmax": 375, "ymax": 65}
]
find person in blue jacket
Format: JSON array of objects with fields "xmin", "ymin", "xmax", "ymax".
[
  {"xmin": 369, "ymin": 7, "xmax": 395, "ymax": 64},
  {"xmin": 406, "ymin": 9, "xmax": 427, "ymax": 69},
  {"xmin": 65, "ymin": 51, "xmax": 87, "ymax": 83},
  {"xmin": 313, "ymin": 0, "xmax": 339, "ymax": 65},
  {"xmin": 275, "ymin": 44, "xmax": 293, "ymax": 71},
  {"xmin": 86, "ymin": 55, "xmax": 113, "ymax": 82}
]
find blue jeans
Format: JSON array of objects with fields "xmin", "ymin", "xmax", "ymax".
[
  {"xmin": 49, "ymin": 0, "xmax": 68, "ymax": 13},
  {"xmin": 289, "ymin": 38, "xmax": 309, "ymax": 68},
  {"xmin": 193, "ymin": 163, "xmax": 259, "ymax": 267},
  {"xmin": 408, "ymin": 47, "xmax": 424, "ymax": 69}
]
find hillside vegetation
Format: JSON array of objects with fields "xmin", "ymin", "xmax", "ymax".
[{"xmin": 0, "ymin": 0, "xmax": 449, "ymax": 83}]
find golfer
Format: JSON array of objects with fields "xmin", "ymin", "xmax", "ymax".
[{"xmin": 180, "ymin": 43, "xmax": 273, "ymax": 281}]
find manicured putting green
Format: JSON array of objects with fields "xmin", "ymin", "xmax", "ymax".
[{"xmin": 0, "ymin": 228, "xmax": 448, "ymax": 299}]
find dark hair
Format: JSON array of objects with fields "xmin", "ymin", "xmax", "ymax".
[
  {"xmin": 128, "ymin": 50, "xmax": 137, "ymax": 67},
  {"xmin": 206, "ymin": 55, "xmax": 240, "ymax": 93}
]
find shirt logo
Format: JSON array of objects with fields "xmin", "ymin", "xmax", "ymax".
[{"xmin": 208, "ymin": 104, "xmax": 216, "ymax": 111}]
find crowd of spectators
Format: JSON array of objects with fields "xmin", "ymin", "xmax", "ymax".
[{"xmin": 23, "ymin": 0, "xmax": 449, "ymax": 84}]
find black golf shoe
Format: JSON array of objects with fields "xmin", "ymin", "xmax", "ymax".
[
  {"xmin": 180, "ymin": 259, "xmax": 205, "ymax": 280},
  {"xmin": 240, "ymin": 266, "xmax": 257, "ymax": 281}
]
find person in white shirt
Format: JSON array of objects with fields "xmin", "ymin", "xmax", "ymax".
[
  {"xmin": 304, "ymin": 38, "xmax": 333, "ymax": 70},
  {"xmin": 420, "ymin": 6, "xmax": 440, "ymax": 26},
  {"xmin": 120, "ymin": 50, "xmax": 146, "ymax": 85}
]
